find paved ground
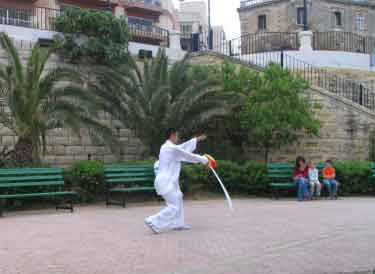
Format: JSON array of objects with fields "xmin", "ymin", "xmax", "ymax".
[{"xmin": 0, "ymin": 198, "xmax": 375, "ymax": 274}]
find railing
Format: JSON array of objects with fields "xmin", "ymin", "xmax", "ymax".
[
  {"xmin": 228, "ymin": 32, "xmax": 299, "ymax": 55},
  {"xmin": 240, "ymin": 0, "xmax": 278, "ymax": 8},
  {"xmin": 314, "ymin": 31, "xmax": 375, "ymax": 54},
  {"xmin": 128, "ymin": 22, "xmax": 169, "ymax": 47},
  {"xmin": 184, "ymin": 31, "xmax": 298, "ymax": 54},
  {"xmin": 0, "ymin": 5, "xmax": 170, "ymax": 47},
  {"xmin": 0, "ymin": 6, "xmax": 60, "ymax": 31},
  {"xmin": 180, "ymin": 30, "xmax": 227, "ymax": 52},
  {"xmin": 209, "ymin": 35, "xmax": 375, "ymax": 112}
]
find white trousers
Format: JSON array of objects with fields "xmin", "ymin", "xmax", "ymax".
[
  {"xmin": 147, "ymin": 185, "xmax": 184, "ymax": 230},
  {"xmin": 310, "ymin": 180, "xmax": 322, "ymax": 196}
]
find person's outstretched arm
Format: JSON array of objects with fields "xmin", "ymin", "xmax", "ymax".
[
  {"xmin": 177, "ymin": 134, "xmax": 207, "ymax": 153},
  {"xmin": 177, "ymin": 138, "xmax": 197, "ymax": 153},
  {"xmin": 172, "ymin": 146, "xmax": 208, "ymax": 165}
]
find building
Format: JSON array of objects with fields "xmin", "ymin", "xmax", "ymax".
[
  {"xmin": 178, "ymin": 0, "xmax": 208, "ymax": 35},
  {"xmin": 0, "ymin": 0, "xmax": 181, "ymax": 48},
  {"xmin": 238, "ymin": 0, "xmax": 375, "ymax": 36},
  {"xmin": 178, "ymin": 0, "xmax": 226, "ymax": 51}
]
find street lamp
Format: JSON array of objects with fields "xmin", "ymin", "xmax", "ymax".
[
  {"xmin": 106, "ymin": 0, "xmax": 112, "ymax": 12},
  {"xmin": 208, "ymin": 0, "xmax": 213, "ymax": 49},
  {"xmin": 303, "ymin": 0, "xmax": 308, "ymax": 31}
]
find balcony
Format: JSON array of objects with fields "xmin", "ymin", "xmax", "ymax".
[{"xmin": 0, "ymin": 5, "xmax": 169, "ymax": 47}]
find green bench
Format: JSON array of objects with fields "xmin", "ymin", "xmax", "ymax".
[
  {"xmin": 268, "ymin": 163, "xmax": 295, "ymax": 199},
  {"xmin": 104, "ymin": 165, "xmax": 156, "ymax": 207},
  {"xmin": 268, "ymin": 163, "xmax": 326, "ymax": 199},
  {"xmin": 370, "ymin": 164, "xmax": 375, "ymax": 194},
  {"xmin": 0, "ymin": 167, "xmax": 78, "ymax": 217}
]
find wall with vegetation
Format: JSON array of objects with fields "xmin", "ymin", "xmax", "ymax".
[{"xmin": 189, "ymin": 52, "xmax": 375, "ymax": 163}]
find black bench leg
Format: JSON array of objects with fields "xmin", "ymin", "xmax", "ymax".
[
  {"xmin": 122, "ymin": 193, "xmax": 126, "ymax": 208},
  {"xmin": 273, "ymin": 188, "xmax": 280, "ymax": 200},
  {"xmin": 70, "ymin": 198, "xmax": 74, "ymax": 213},
  {"xmin": 106, "ymin": 189, "xmax": 110, "ymax": 207},
  {"xmin": 0, "ymin": 199, "xmax": 4, "ymax": 217}
]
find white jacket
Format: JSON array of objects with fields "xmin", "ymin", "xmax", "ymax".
[{"xmin": 154, "ymin": 138, "xmax": 208, "ymax": 196}]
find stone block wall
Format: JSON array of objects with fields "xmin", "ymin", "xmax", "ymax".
[
  {"xmin": 189, "ymin": 52, "xmax": 375, "ymax": 163},
  {"xmin": 0, "ymin": 47, "xmax": 147, "ymax": 167}
]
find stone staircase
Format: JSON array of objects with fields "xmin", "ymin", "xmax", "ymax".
[{"xmin": 204, "ymin": 41, "xmax": 375, "ymax": 113}]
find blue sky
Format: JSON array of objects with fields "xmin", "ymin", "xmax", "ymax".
[{"xmin": 172, "ymin": 0, "xmax": 241, "ymax": 39}]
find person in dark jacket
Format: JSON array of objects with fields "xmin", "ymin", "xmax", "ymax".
[{"xmin": 293, "ymin": 156, "xmax": 310, "ymax": 201}]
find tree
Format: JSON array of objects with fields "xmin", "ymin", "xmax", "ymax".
[
  {"xmin": 94, "ymin": 50, "xmax": 230, "ymax": 157},
  {"xmin": 54, "ymin": 7, "xmax": 130, "ymax": 65},
  {"xmin": 0, "ymin": 32, "xmax": 118, "ymax": 166},
  {"xmin": 219, "ymin": 60, "xmax": 258, "ymax": 152},
  {"xmin": 240, "ymin": 63, "xmax": 320, "ymax": 162}
]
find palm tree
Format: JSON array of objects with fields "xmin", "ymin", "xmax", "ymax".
[
  {"xmin": 94, "ymin": 50, "xmax": 230, "ymax": 157},
  {"xmin": 0, "ymin": 32, "xmax": 118, "ymax": 166}
]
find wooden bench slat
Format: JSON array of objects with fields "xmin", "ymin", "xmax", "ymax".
[
  {"xmin": 110, "ymin": 186, "xmax": 154, "ymax": 193},
  {"xmin": 0, "ymin": 181, "xmax": 65, "ymax": 188},
  {"xmin": 268, "ymin": 175, "xmax": 291, "ymax": 178},
  {"xmin": 105, "ymin": 173, "xmax": 153, "ymax": 178},
  {"xmin": 0, "ymin": 191, "xmax": 77, "ymax": 199},
  {"xmin": 270, "ymin": 183, "xmax": 295, "ymax": 187},
  {"xmin": 0, "ymin": 168, "xmax": 62, "ymax": 176},
  {"xmin": 0, "ymin": 175, "xmax": 63, "ymax": 183},
  {"xmin": 107, "ymin": 177, "xmax": 152, "ymax": 183}
]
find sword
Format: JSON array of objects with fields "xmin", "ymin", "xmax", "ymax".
[{"xmin": 209, "ymin": 166, "xmax": 234, "ymax": 211}]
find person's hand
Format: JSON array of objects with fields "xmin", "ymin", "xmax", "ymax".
[{"xmin": 196, "ymin": 134, "xmax": 207, "ymax": 142}]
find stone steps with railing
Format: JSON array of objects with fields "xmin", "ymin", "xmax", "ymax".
[{"xmin": 200, "ymin": 31, "xmax": 375, "ymax": 113}]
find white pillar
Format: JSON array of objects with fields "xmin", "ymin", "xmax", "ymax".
[
  {"xmin": 166, "ymin": 31, "xmax": 186, "ymax": 61},
  {"xmin": 169, "ymin": 31, "xmax": 182, "ymax": 50},
  {"xmin": 114, "ymin": 6, "xmax": 125, "ymax": 17},
  {"xmin": 299, "ymin": 31, "xmax": 313, "ymax": 53}
]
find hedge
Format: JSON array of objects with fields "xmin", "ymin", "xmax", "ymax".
[{"xmin": 64, "ymin": 160, "xmax": 375, "ymax": 201}]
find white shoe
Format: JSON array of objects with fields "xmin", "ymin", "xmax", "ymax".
[
  {"xmin": 144, "ymin": 220, "xmax": 160, "ymax": 234},
  {"xmin": 144, "ymin": 217, "xmax": 152, "ymax": 225}
]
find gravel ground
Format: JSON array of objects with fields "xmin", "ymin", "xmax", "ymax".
[{"xmin": 0, "ymin": 197, "xmax": 374, "ymax": 274}]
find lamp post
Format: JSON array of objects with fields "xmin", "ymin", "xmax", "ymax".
[
  {"xmin": 208, "ymin": 0, "xmax": 213, "ymax": 49},
  {"xmin": 106, "ymin": 0, "xmax": 112, "ymax": 12},
  {"xmin": 303, "ymin": 0, "xmax": 308, "ymax": 31}
]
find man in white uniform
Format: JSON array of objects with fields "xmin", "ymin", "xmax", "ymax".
[{"xmin": 145, "ymin": 128, "xmax": 209, "ymax": 234}]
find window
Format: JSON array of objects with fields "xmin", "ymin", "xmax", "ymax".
[
  {"xmin": 356, "ymin": 13, "xmax": 365, "ymax": 31},
  {"xmin": 297, "ymin": 7, "xmax": 305, "ymax": 25},
  {"xmin": 258, "ymin": 15, "xmax": 267, "ymax": 31},
  {"xmin": 180, "ymin": 24, "xmax": 193, "ymax": 34},
  {"xmin": 128, "ymin": 17, "xmax": 153, "ymax": 31},
  {"xmin": 0, "ymin": 7, "xmax": 32, "ymax": 27},
  {"xmin": 334, "ymin": 11, "xmax": 342, "ymax": 27}
]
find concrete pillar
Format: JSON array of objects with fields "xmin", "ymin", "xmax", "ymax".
[
  {"xmin": 169, "ymin": 30, "xmax": 182, "ymax": 50},
  {"xmin": 114, "ymin": 6, "xmax": 125, "ymax": 17},
  {"xmin": 299, "ymin": 31, "xmax": 313, "ymax": 53}
]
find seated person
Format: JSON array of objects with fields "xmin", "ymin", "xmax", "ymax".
[
  {"xmin": 308, "ymin": 160, "xmax": 321, "ymax": 198},
  {"xmin": 293, "ymin": 156, "xmax": 309, "ymax": 201},
  {"xmin": 322, "ymin": 159, "xmax": 339, "ymax": 200}
]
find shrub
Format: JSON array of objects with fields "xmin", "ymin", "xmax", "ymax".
[
  {"xmin": 65, "ymin": 160, "xmax": 104, "ymax": 203},
  {"xmin": 54, "ymin": 7, "xmax": 130, "ymax": 65},
  {"xmin": 181, "ymin": 160, "xmax": 269, "ymax": 195},
  {"xmin": 334, "ymin": 161, "xmax": 372, "ymax": 195}
]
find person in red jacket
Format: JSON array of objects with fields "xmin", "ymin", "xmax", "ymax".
[{"xmin": 293, "ymin": 156, "xmax": 310, "ymax": 201}]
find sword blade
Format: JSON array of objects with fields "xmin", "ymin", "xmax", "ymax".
[{"xmin": 210, "ymin": 167, "xmax": 234, "ymax": 211}]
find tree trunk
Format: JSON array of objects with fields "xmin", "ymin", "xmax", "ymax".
[
  {"xmin": 264, "ymin": 144, "xmax": 269, "ymax": 163},
  {"xmin": 12, "ymin": 136, "xmax": 35, "ymax": 167}
]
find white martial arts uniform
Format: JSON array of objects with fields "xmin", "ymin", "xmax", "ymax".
[{"xmin": 146, "ymin": 138, "xmax": 208, "ymax": 230}]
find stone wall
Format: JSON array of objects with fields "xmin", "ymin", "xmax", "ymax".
[
  {"xmin": 189, "ymin": 52, "xmax": 375, "ymax": 162},
  {"xmin": 0, "ymin": 48, "xmax": 146, "ymax": 167},
  {"xmin": 1, "ymin": 47, "xmax": 375, "ymax": 166}
]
